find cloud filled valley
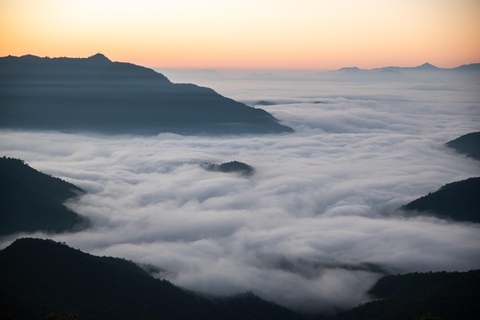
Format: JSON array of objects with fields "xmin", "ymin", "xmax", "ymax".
[{"xmin": 1, "ymin": 74, "xmax": 479, "ymax": 314}]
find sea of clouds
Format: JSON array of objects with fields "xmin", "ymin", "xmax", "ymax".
[{"xmin": 1, "ymin": 72, "xmax": 479, "ymax": 314}]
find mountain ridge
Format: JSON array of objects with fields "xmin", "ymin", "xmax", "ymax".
[
  {"xmin": 398, "ymin": 132, "xmax": 480, "ymax": 223},
  {"xmin": 332, "ymin": 269, "xmax": 480, "ymax": 320},
  {"xmin": 368, "ymin": 62, "xmax": 479, "ymax": 72},
  {"xmin": 0, "ymin": 238, "xmax": 300, "ymax": 320},
  {"xmin": 0, "ymin": 157, "xmax": 89, "ymax": 235},
  {"xmin": 400, "ymin": 177, "xmax": 480, "ymax": 223},
  {"xmin": 445, "ymin": 132, "xmax": 480, "ymax": 161},
  {"xmin": 0, "ymin": 54, "xmax": 293, "ymax": 135}
]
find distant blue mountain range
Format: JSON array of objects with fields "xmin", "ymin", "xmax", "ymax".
[{"xmin": 354, "ymin": 62, "xmax": 480, "ymax": 72}]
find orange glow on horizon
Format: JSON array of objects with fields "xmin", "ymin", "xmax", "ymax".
[{"xmin": 1, "ymin": 0, "xmax": 479, "ymax": 71}]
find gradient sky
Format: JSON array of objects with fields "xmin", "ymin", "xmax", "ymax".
[{"xmin": 1, "ymin": 0, "xmax": 479, "ymax": 70}]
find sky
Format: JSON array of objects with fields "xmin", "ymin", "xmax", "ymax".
[
  {"xmin": 1, "ymin": 0, "xmax": 479, "ymax": 70},
  {"xmin": 1, "ymin": 74, "xmax": 479, "ymax": 314}
]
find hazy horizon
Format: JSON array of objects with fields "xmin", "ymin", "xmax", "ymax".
[
  {"xmin": 2, "ymin": 1, "xmax": 479, "ymax": 70},
  {"xmin": 3, "ymin": 53, "xmax": 479, "ymax": 74}
]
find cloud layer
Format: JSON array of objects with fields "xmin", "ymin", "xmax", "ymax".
[{"xmin": 1, "ymin": 73, "xmax": 479, "ymax": 313}]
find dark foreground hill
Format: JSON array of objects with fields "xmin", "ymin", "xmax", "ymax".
[
  {"xmin": 400, "ymin": 177, "xmax": 480, "ymax": 223},
  {"xmin": 0, "ymin": 157, "xmax": 89, "ymax": 235},
  {"xmin": 445, "ymin": 132, "xmax": 480, "ymax": 161},
  {"xmin": 0, "ymin": 54, "xmax": 292, "ymax": 135},
  {"xmin": 0, "ymin": 238, "xmax": 299, "ymax": 320},
  {"xmin": 332, "ymin": 269, "xmax": 480, "ymax": 320}
]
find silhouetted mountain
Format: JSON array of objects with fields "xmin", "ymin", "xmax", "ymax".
[
  {"xmin": 0, "ymin": 54, "xmax": 292, "ymax": 135},
  {"xmin": 452, "ymin": 63, "xmax": 480, "ymax": 71},
  {"xmin": 337, "ymin": 67, "xmax": 364, "ymax": 72},
  {"xmin": 400, "ymin": 177, "xmax": 480, "ymax": 223},
  {"xmin": 0, "ymin": 238, "xmax": 300, "ymax": 320},
  {"xmin": 0, "ymin": 157, "xmax": 89, "ymax": 235},
  {"xmin": 445, "ymin": 132, "xmax": 480, "ymax": 161},
  {"xmin": 205, "ymin": 161, "xmax": 255, "ymax": 176},
  {"xmin": 410, "ymin": 62, "xmax": 440, "ymax": 70},
  {"xmin": 332, "ymin": 270, "xmax": 480, "ymax": 320},
  {"xmin": 372, "ymin": 62, "xmax": 440, "ymax": 72},
  {"xmin": 364, "ymin": 62, "xmax": 480, "ymax": 73}
]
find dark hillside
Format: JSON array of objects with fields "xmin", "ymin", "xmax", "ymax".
[
  {"xmin": 445, "ymin": 132, "xmax": 480, "ymax": 161},
  {"xmin": 0, "ymin": 54, "xmax": 292, "ymax": 135},
  {"xmin": 400, "ymin": 177, "xmax": 480, "ymax": 223},
  {"xmin": 0, "ymin": 238, "xmax": 299, "ymax": 320},
  {"xmin": 0, "ymin": 157, "xmax": 88, "ymax": 235},
  {"xmin": 333, "ymin": 270, "xmax": 480, "ymax": 320}
]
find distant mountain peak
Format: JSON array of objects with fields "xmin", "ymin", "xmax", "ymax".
[
  {"xmin": 338, "ymin": 66, "xmax": 361, "ymax": 72},
  {"xmin": 453, "ymin": 63, "xmax": 480, "ymax": 71},
  {"xmin": 416, "ymin": 62, "xmax": 439, "ymax": 70},
  {"xmin": 21, "ymin": 54, "xmax": 40, "ymax": 59},
  {"xmin": 87, "ymin": 53, "xmax": 111, "ymax": 62}
]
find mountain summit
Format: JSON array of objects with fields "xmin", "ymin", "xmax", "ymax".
[
  {"xmin": 414, "ymin": 62, "xmax": 439, "ymax": 70},
  {"xmin": 0, "ymin": 54, "xmax": 292, "ymax": 135},
  {"xmin": 87, "ymin": 52, "xmax": 111, "ymax": 62}
]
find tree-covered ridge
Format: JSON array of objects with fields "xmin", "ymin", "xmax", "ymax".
[
  {"xmin": 0, "ymin": 53, "xmax": 170, "ymax": 84},
  {"xmin": 400, "ymin": 177, "xmax": 480, "ymax": 223},
  {"xmin": 333, "ymin": 270, "xmax": 480, "ymax": 320},
  {"xmin": 0, "ymin": 157, "xmax": 89, "ymax": 235},
  {"xmin": 205, "ymin": 161, "xmax": 255, "ymax": 176},
  {"xmin": 0, "ymin": 54, "xmax": 293, "ymax": 135},
  {"xmin": 0, "ymin": 238, "xmax": 300, "ymax": 320},
  {"xmin": 445, "ymin": 132, "xmax": 480, "ymax": 161}
]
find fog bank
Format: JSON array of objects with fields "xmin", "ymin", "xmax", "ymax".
[{"xmin": 1, "ymin": 73, "xmax": 479, "ymax": 313}]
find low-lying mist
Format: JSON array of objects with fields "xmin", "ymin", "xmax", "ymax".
[{"xmin": 1, "ymin": 72, "xmax": 479, "ymax": 314}]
